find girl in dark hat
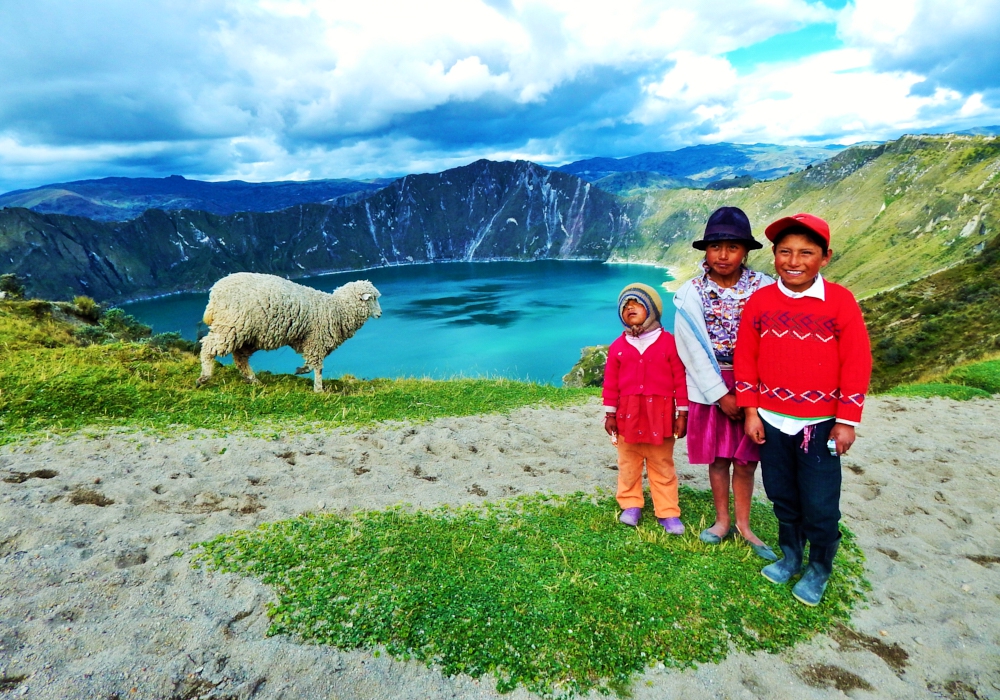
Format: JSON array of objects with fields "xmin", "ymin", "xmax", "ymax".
[{"xmin": 672, "ymin": 206, "xmax": 777, "ymax": 559}]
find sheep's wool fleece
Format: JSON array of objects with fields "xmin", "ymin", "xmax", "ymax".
[{"xmin": 202, "ymin": 273, "xmax": 380, "ymax": 356}]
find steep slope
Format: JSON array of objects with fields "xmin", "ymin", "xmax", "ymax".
[
  {"xmin": 0, "ymin": 175, "xmax": 388, "ymax": 222},
  {"xmin": 557, "ymin": 142, "xmax": 842, "ymax": 188},
  {"xmin": 619, "ymin": 134, "xmax": 1000, "ymax": 298},
  {"xmin": 0, "ymin": 160, "xmax": 628, "ymax": 302},
  {"xmin": 861, "ymin": 231, "xmax": 1000, "ymax": 390}
]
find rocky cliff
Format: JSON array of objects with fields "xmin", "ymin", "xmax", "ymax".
[{"xmin": 0, "ymin": 160, "xmax": 630, "ymax": 302}]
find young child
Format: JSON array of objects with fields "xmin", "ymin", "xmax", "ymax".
[
  {"xmin": 673, "ymin": 206, "xmax": 777, "ymax": 560},
  {"xmin": 603, "ymin": 283, "xmax": 689, "ymax": 535},
  {"xmin": 734, "ymin": 213, "xmax": 872, "ymax": 606}
]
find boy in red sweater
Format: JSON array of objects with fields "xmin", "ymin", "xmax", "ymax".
[
  {"xmin": 734, "ymin": 213, "xmax": 871, "ymax": 606},
  {"xmin": 603, "ymin": 283, "xmax": 689, "ymax": 535}
]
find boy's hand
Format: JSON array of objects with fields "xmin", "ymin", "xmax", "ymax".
[
  {"xmin": 717, "ymin": 393, "xmax": 742, "ymax": 421},
  {"xmin": 673, "ymin": 412, "xmax": 687, "ymax": 439},
  {"xmin": 744, "ymin": 409, "xmax": 765, "ymax": 445},
  {"xmin": 830, "ymin": 423, "xmax": 856, "ymax": 456},
  {"xmin": 604, "ymin": 414, "xmax": 618, "ymax": 437}
]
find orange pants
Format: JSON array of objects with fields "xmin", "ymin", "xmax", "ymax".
[{"xmin": 616, "ymin": 438, "xmax": 680, "ymax": 518}]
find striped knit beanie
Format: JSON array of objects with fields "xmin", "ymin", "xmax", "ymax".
[{"xmin": 618, "ymin": 282, "xmax": 663, "ymax": 327}]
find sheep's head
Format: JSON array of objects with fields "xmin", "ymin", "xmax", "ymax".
[
  {"xmin": 356, "ymin": 281, "xmax": 382, "ymax": 319},
  {"xmin": 333, "ymin": 279, "xmax": 382, "ymax": 326}
]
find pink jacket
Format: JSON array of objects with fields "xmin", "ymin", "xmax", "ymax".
[{"xmin": 603, "ymin": 331, "xmax": 689, "ymax": 411}]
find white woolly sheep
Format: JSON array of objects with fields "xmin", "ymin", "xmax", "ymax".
[{"xmin": 197, "ymin": 272, "xmax": 382, "ymax": 392}]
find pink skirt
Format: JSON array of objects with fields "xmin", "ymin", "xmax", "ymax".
[{"xmin": 686, "ymin": 369, "xmax": 760, "ymax": 465}]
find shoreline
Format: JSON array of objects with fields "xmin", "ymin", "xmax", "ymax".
[{"xmin": 117, "ymin": 256, "xmax": 675, "ymax": 307}]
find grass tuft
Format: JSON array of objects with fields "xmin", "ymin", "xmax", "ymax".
[{"xmin": 194, "ymin": 489, "xmax": 868, "ymax": 698}]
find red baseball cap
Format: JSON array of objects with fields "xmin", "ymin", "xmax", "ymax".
[{"xmin": 764, "ymin": 213, "xmax": 830, "ymax": 246}]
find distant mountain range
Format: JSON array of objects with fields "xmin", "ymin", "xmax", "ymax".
[
  {"xmin": 0, "ymin": 175, "xmax": 390, "ymax": 222},
  {"xmin": 0, "ymin": 161, "xmax": 627, "ymax": 302},
  {"xmin": 1, "ymin": 131, "xmax": 998, "ymax": 305},
  {"xmin": 954, "ymin": 125, "xmax": 1000, "ymax": 136},
  {"xmin": 0, "ymin": 141, "xmax": 847, "ymax": 221},
  {"xmin": 555, "ymin": 142, "xmax": 846, "ymax": 194}
]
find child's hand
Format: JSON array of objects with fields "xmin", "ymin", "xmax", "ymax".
[
  {"xmin": 673, "ymin": 412, "xmax": 688, "ymax": 439},
  {"xmin": 717, "ymin": 393, "xmax": 742, "ymax": 421},
  {"xmin": 744, "ymin": 409, "xmax": 766, "ymax": 445},
  {"xmin": 604, "ymin": 414, "xmax": 618, "ymax": 437},
  {"xmin": 829, "ymin": 423, "xmax": 856, "ymax": 456}
]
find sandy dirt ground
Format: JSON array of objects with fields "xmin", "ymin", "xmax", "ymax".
[{"xmin": 1, "ymin": 395, "xmax": 999, "ymax": 700}]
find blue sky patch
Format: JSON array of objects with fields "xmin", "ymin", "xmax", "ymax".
[{"xmin": 725, "ymin": 22, "xmax": 843, "ymax": 75}]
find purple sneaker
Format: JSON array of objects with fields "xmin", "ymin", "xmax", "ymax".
[
  {"xmin": 619, "ymin": 507, "xmax": 641, "ymax": 527},
  {"xmin": 659, "ymin": 517, "xmax": 685, "ymax": 535}
]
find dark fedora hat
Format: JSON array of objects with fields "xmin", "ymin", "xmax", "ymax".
[{"xmin": 692, "ymin": 206, "xmax": 763, "ymax": 251}]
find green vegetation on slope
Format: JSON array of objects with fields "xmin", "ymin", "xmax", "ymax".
[
  {"xmin": 0, "ymin": 299, "xmax": 593, "ymax": 442},
  {"xmin": 861, "ymin": 231, "xmax": 1000, "ymax": 391},
  {"xmin": 195, "ymin": 490, "xmax": 867, "ymax": 698},
  {"xmin": 621, "ymin": 135, "xmax": 1000, "ymax": 299}
]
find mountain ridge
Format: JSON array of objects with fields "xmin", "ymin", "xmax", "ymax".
[
  {"xmin": 2, "ymin": 134, "xmax": 999, "ymax": 305},
  {"xmin": 555, "ymin": 142, "xmax": 845, "ymax": 194},
  {"xmin": 0, "ymin": 174, "xmax": 391, "ymax": 222}
]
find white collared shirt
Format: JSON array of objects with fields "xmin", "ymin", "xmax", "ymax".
[
  {"xmin": 776, "ymin": 273, "xmax": 825, "ymax": 301},
  {"xmin": 758, "ymin": 274, "xmax": 858, "ymax": 434}
]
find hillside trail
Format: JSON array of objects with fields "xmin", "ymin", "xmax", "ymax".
[{"xmin": 1, "ymin": 396, "xmax": 998, "ymax": 699}]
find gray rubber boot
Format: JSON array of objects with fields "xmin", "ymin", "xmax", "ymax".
[
  {"xmin": 792, "ymin": 537, "xmax": 841, "ymax": 606},
  {"xmin": 761, "ymin": 521, "xmax": 805, "ymax": 584}
]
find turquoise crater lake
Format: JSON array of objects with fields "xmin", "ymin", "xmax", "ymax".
[{"xmin": 124, "ymin": 261, "xmax": 674, "ymax": 385}]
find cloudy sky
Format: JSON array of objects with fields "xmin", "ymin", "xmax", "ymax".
[{"xmin": 1, "ymin": 0, "xmax": 998, "ymax": 192}]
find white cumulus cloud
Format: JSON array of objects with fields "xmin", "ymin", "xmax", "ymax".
[{"xmin": 0, "ymin": 0, "xmax": 998, "ymax": 192}]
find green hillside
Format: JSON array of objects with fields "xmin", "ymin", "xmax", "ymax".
[
  {"xmin": 619, "ymin": 134, "xmax": 1000, "ymax": 298},
  {"xmin": 862, "ymin": 230, "xmax": 1000, "ymax": 390}
]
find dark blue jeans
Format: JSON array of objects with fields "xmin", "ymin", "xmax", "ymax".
[{"xmin": 759, "ymin": 418, "xmax": 842, "ymax": 548}]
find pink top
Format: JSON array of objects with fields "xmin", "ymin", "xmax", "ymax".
[{"xmin": 603, "ymin": 330, "xmax": 688, "ymax": 444}]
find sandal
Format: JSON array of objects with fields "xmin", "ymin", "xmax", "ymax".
[
  {"xmin": 735, "ymin": 526, "xmax": 779, "ymax": 561},
  {"xmin": 699, "ymin": 526, "xmax": 735, "ymax": 544}
]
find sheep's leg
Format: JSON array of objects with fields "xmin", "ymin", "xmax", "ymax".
[
  {"xmin": 308, "ymin": 356, "xmax": 324, "ymax": 392},
  {"xmin": 197, "ymin": 334, "xmax": 219, "ymax": 386},
  {"xmin": 232, "ymin": 347, "xmax": 260, "ymax": 384}
]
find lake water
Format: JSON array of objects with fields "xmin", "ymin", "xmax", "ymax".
[{"xmin": 124, "ymin": 261, "xmax": 674, "ymax": 385}]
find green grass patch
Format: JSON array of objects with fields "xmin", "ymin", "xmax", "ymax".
[
  {"xmin": 887, "ymin": 358, "xmax": 1000, "ymax": 400},
  {"xmin": 0, "ymin": 300, "xmax": 595, "ymax": 442},
  {"xmin": 0, "ymin": 351, "xmax": 593, "ymax": 441},
  {"xmin": 887, "ymin": 382, "xmax": 992, "ymax": 400},
  {"xmin": 945, "ymin": 359, "xmax": 1000, "ymax": 394},
  {"xmin": 194, "ymin": 489, "xmax": 868, "ymax": 698}
]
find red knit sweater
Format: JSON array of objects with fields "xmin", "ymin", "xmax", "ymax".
[
  {"xmin": 734, "ymin": 282, "xmax": 872, "ymax": 423},
  {"xmin": 603, "ymin": 331, "xmax": 688, "ymax": 444}
]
